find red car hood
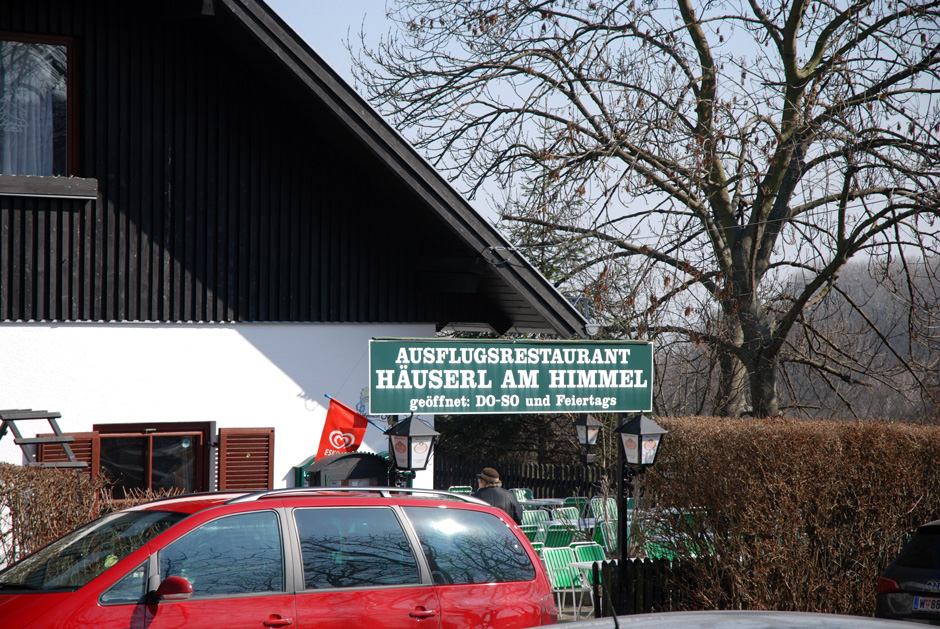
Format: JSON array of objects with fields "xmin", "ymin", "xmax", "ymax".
[{"xmin": 0, "ymin": 592, "xmax": 72, "ymax": 629}]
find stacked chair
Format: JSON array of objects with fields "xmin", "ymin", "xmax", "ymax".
[
  {"xmin": 541, "ymin": 546, "xmax": 595, "ymax": 621},
  {"xmin": 541, "ymin": 540, "xmax": 608, "ymax": 620}
]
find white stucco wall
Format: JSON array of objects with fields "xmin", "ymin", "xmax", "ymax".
[{"xmin": 0, "ymin": 321, "xmax": 437, "ymax": 488}]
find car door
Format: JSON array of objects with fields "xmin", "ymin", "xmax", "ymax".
[
  {"xmin": 403, "ymin": 506, "xmax": 547, "ymax": 629},
  {"xmin": 143, "ymin": 510, "xmax": 296, "ymax": 629},
  {"xmin": 291, "ymin": 506, "xmax": 440, "ymax": 629}
]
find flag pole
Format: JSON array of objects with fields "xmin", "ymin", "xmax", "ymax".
[{"xmin": 324, "ymin": 394, "xmax": 386, "ymax": 431}]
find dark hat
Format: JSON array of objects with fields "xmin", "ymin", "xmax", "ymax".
[{"xmin": 477, "ymin": 467, "xmax": 500, "ymax": 483}]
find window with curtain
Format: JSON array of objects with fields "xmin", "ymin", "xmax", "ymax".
[{"xmin": 0, "ymin": 37, "xmax": 69, "ymax": 176}]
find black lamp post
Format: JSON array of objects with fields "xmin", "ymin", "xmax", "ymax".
[
  {"xmin": 614, "ymin": 414, "xmax": 667, "ymax": 558},
  {"xmin": 384, "ymin": 415, "xmax": 440, "ymax": 488},
  {"xmin": 574, "ymin": 413, "xmax": 602, "ymax": 465}
]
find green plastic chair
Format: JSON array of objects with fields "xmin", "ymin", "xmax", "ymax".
[
  {"xmin": 552, "ymin": 506, "xmax": 581, "ymax": 527},
  {"xmin": 646, "ymin": 539, "xmax": 678, "ymax": 561},
  {"xmin": 573, "ymin": 541, "xmax": 606, "ymax": 561},
  {"xmin": 572, "ymin": 542, "xmax": 607, "ymax": 585},
  {"xmin": 522, "ymin": 509, "xmax": 549, "ymax": 527},
  {"xmin": 593, "ymin": 519, "xmax": 618, "ymax": 553},
  {"xmin": 447, "ymin": 485, "xmax": 472, "ymax": 495},
  {"xmin": 589, "ymin": 497, "xmax": 618, "ymax": 521},
  {"xmin": 543, "ymin": 523, "xmax": 574, "ymax": 548},
  {"xmin": 541, "ymin": 546, "xmax": 593, "ymax": 620},
  {"xmin": 530, "ymin": 541, "xmax": 544, "ymax": 557},
  {"xmin": 563, "ymin": 496, "xmax": 588, "ymax": 515},
  {"xmin": 520, "ymin": 524, "xmax": 539, "ymax": 543},
  {"xmin": 511, "ymin": 488, "xmax": 534, "ymax": 502}
]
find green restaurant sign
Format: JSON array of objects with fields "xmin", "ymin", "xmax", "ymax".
[{"xmin": 369, "ymin": 338, "xmax": 653, "ymax": 415}]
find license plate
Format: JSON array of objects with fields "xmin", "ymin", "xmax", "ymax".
[{"xmin": 913, "ymin": 596, "xmax": 940, "ymax": 612}]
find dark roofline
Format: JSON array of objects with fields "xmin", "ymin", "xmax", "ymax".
[{"xmin": 220, "ymin": 0, "xmax": 589, "ymax": 338}]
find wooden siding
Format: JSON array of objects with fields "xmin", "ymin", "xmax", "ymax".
[
  {"xmin": 0, "ymin": 0, "xmax": 490, "ymax": 326},
  {"xmin": 0, "ymin": 195, "xmax": 97, "ymax": 321}
]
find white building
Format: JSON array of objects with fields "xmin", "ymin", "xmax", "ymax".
[{"xmin": 0, "ymin": 0, "xmax": 587, "ymax": 493}]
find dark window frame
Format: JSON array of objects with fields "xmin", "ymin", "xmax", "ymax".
[
  {"xmin": 93, "ymin": 422, "xmax": 215, "ymax": 494},
  {"xmin": 0, "ymin": 30, "xmax": 81, "ymax": 176}
]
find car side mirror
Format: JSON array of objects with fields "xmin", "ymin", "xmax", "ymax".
[{"xmin": 153, "ymin": 575, "xmax": 193, "ymax": 602}]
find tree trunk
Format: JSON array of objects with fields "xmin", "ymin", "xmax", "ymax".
[
  {"xmin": 715, "ymin": 320, "xmax": 749, "ymax": 417},
  {"xmin": 716, "ymin": 352, "xmax": 749, "ymax": 417},
  {"xmin": 740, "ymin": 305, "xmax": 780, "ymax": 418},
  {"xmin": 748, "ymin": 351, "xmax": 779, "ymax": 417}
]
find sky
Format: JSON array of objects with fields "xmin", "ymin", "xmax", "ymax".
[
  {"xmin": 264, "ymin": 1, "xmax": 500, "ymax": 220},
  {"xmin": 264, "ymin": 1, "xmax": 390, "ymax": 85}
]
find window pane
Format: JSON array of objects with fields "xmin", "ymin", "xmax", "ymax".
[
  {"xmin": 159, "ymin": 512, "xmax": 284, "ymax": 596},
  {"xmin": 0, "ymin": 40, "xmax": 68, "ymax": 175},
  {"xmin": 894, "ymin": 527, "xmax": 940, "ymax": 570},
  {"xmin": 0, "ymin": 511, "xmax": 184, "ymax": 590},
  {"xmin": 404, "ymin": 507, "xmax": 536, "ymax": 585},
  {"xmin": 152, "ymin": 435, "xmax": 197, "ymax": 493},
  {"xmin": 100, "ymin": 560, "xmax": 148, "ymax": 605},
  {"xmin": 100, "ymin": 437, "xmax": 148, "ymax": 497},
  {"xmin": 295, "ymin": 507, "xmax": 420, "ymax": 589}
]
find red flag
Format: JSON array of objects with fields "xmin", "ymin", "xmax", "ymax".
[{"xmin": 316, "ymin": 398, "xmax": 369, "ymax": 459}]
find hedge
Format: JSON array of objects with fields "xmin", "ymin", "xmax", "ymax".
[
  {"xmin": 640, "ymin": 416, "xmax": 940, "ymax": 616},
  {"xmin": 0, "ymin": 463, "xmax": 178, "ymax": 567}
]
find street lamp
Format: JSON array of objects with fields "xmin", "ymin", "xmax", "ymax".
[
  {"xmin": 574, "ymin": 414, "xmax": 602, "ymax": 464},
  {"xmin": 616, "ymin": 414, "xmax": 667, "ymax": 467},
  {"xmin": 614, "ymin": 414, "xmax": 667, "ymax": 560},
  {"xmin": 384, "ymin": 415, "xmax": 440, "ymax": 487}
]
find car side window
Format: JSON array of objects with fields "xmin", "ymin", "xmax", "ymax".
[
  {"xmin": 100, "ymin": 560, "xmax": 148, "ymax": 605},
  {"xmin": 294, "ymin": 507, "xmax": 420, "ymax": 589},
  {"xmin": 158, "ymin": 511, "xmax": 284, "ymax": 596},
  {"xmin": 403, "ymin": 507, "xmax": 536, "ymax": 585}
]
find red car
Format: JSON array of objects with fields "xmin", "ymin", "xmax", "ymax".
[{"xmin": 0, "ymin": 488, "xmax": 557, "ymax": 628}]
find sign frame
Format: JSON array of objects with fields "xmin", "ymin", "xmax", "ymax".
[{"xmin": 369, "ymin": 338, "xmax": 654, "ymax": 416}]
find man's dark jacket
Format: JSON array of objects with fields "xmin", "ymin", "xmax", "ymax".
[{"xmin": 472, "ymin": 486, "xmax": 523, "ymax": 524}]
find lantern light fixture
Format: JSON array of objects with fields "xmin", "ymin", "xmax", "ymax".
[
  {"xmin": 615, "ymin": 414, "xmax": 667, "ymax": 467},
  {"xmin": 574, "ymin": 413, "xmax": 603, "ymax": 465},
  {"xmin": 384, "ymin": 415, "xmax": 440, "ymax": 473}
]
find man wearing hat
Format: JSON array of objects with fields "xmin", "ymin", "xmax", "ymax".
[{"xmin": 472, "ymin": 467, "xmax": 523, "ymax": 524}]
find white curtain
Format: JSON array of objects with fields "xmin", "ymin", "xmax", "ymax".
[{"xmin": 0, "ymin": 40, "xmax": 67, "ymax": 176}]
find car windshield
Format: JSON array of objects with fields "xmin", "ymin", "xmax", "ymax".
[{"xmin": 0, "ymin": 510, "xmax": 185, "ymax": 591}]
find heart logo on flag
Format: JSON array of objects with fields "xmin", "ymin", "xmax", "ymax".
[
  {"xmin": 317, "ymin": 398, "xmax": 369, "ymax": 460},
  {"xmin": 329, "ymin": 431, "xmax": 355, "ymax": 450}
]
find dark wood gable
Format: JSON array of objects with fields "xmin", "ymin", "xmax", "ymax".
[{"xmin": 0, "ymin": 0, "xmax": 586, "ymax": 337}]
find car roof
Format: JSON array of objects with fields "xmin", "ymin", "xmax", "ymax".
[
  {"xmin": 130, "ymin": 487, "xmax": 490, "ymax": 516},
  {"xmin": 560, "ymin": 611, "xmax": 915, "ymax": 628},
  {"xmin": 129, "ymin": 492, "xmax": 250, "ymax": 515}
]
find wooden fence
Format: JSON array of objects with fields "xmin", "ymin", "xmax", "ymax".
[
  {"xmin": 593, "ymin": 558, "xmax": 690, "ymax": 617},
  {"xmin": 434, "ymin": 456, "xmax": 608, "ymax": 499}
]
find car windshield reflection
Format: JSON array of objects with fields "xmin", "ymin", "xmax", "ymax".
[{"xmin": 0, "ymin": 510, "xmax": 185, "ymax": 590}]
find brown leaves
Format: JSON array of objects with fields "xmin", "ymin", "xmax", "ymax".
[
  {"xmin": 0, "ymin": 464, "xmax": 184, "ymax": 563},
  {"xmin": 643, "ymin": 417, "xmax": 940, "ymax": 615}
]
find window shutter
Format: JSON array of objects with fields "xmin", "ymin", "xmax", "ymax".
[
  {"xmin": 218, "ymin": 428, "xmax": 274, "ymax": 490},
  {"xmin": 36, "ymin": 432, "xmax": 100, "ymax": 478}
]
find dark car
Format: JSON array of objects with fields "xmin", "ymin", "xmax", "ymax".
[
  {"xmin": 877, "ymin": 519, "xmax": 940, "ymax": 625},
  {"xmin": 0, "ymin": 487, "xmax": 557, "ymax": 628}
]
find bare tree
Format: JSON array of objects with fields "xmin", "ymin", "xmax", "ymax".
[
  {"xmin": 353, "ymin": 0, "xmax": 940, "ymax": 417},
  {"xmin": 780, "ymin": 257, "xmax": 940, "ymax": 419}
]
